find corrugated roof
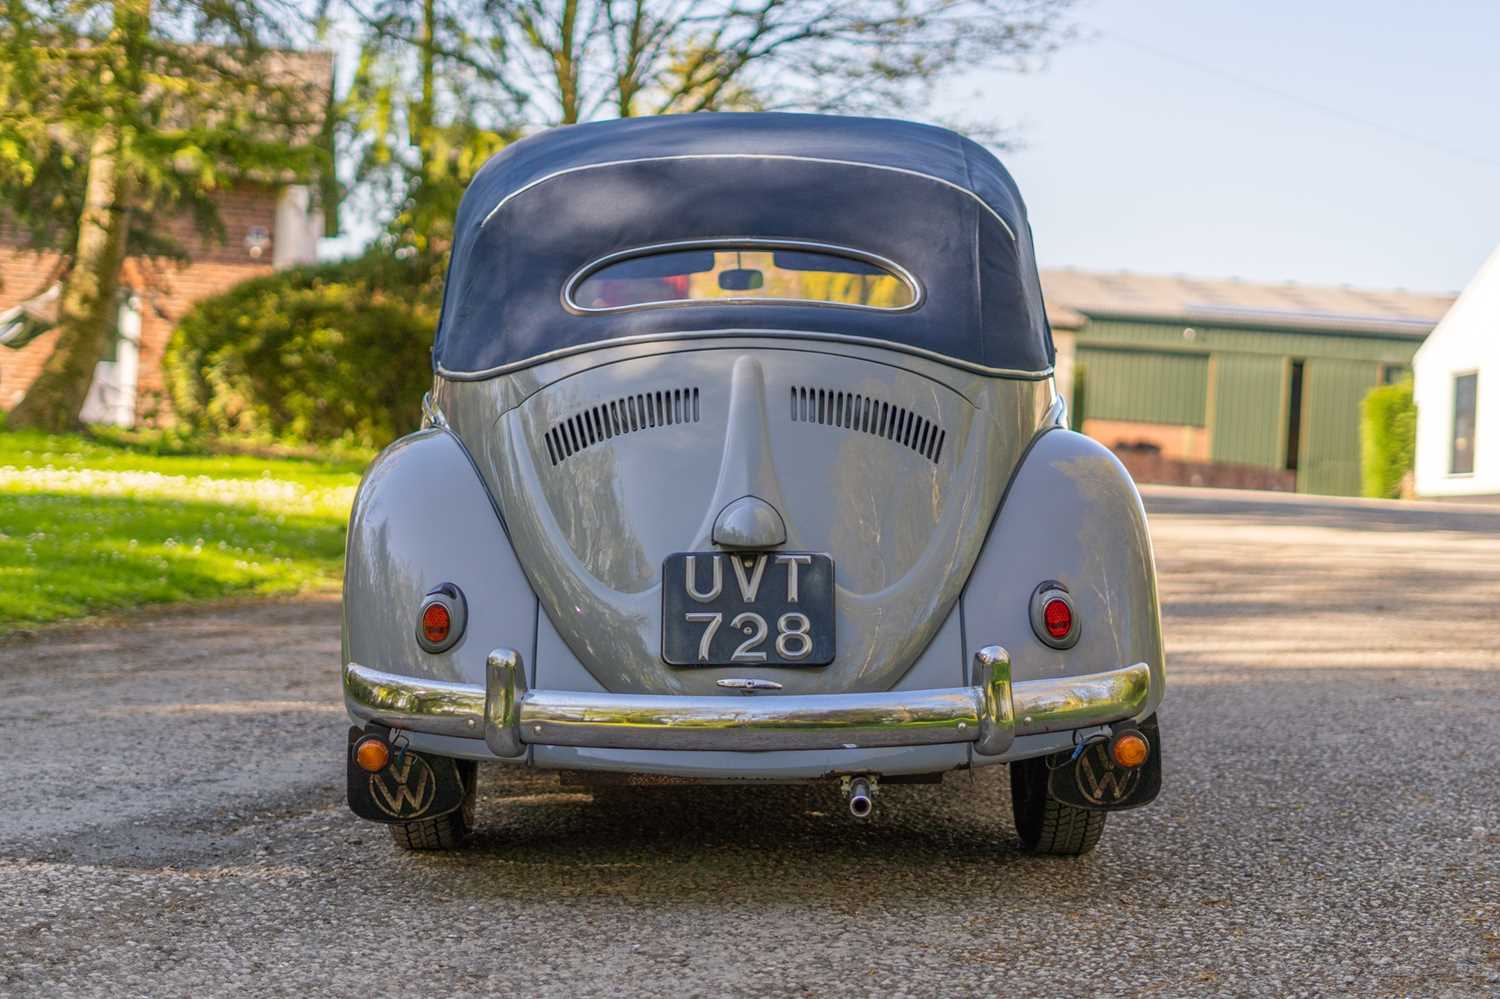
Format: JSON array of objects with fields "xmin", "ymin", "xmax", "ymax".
[{"xmin": 1040, "ymin": 268, "xmax": 1456, "ymax": 337}]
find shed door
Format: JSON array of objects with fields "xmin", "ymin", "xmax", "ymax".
[
  {"xmin": 1296, "ymin": 359, "xmax": 1381, "ymax": 496},
  {"xmin": 1209, "ymin": 353, "xmax": 1287, "ymax": 468}
]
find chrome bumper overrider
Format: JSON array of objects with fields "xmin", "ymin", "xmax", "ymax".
[{"xmin": 342, "ymin": 646, "xmax": 1151, "ymax": 757}]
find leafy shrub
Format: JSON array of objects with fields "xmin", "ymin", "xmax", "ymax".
[
  {"xmin": 1360, "ymin": 379, "xmax": 1416, "ymax": 499},
  {"xmin": 165, "ymin": 253, "xmax": 442, "ymax": 448}
]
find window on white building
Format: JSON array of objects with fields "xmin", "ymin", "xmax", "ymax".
[{"xmin": 1451, "ymin": 372, "xmax": 1478, "ymax": 475}]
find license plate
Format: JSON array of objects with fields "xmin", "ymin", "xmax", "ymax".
[{"xmin": 661, "ymin": 552, "xmax": 835, "ymax": 667}]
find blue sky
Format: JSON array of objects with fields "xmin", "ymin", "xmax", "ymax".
[
  {"xmin": 321, "ymin": 1, "xmax": 1498, "ymax": 294},
  {"xmin": 935, "ymin": 0, "xmax": 1500, "ymax": 292}
]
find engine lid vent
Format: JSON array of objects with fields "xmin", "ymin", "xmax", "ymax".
[
  {"xmin": 790, "ymin": 386, "xmax": 945, "ymax": 463},
  {"xmin": 544, "ymin": 387, "xmax": 700, "ymax": 466}
]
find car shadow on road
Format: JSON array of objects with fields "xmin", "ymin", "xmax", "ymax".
[{"xmin": 386, "ymin": 767, "xmax": 1099, "ymax": 905}]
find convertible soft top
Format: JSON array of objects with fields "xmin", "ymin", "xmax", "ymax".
[{"xmin": 434, "ymin": 113, "xmax": 1055, "ymax": 378}]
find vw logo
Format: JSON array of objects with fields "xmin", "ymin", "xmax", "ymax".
[
  {"xmin": 369, "ymin": 753, "xmax": 437, "ymax": 819},
  {"xmin": 1074, "ymin": 742, "xmax": 1141, "ymax": 806}
]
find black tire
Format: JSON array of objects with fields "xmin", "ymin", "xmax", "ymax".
[
  {"xmin": 389, "ymin": 760, "xmax": 477, "ymax": 851},
  {"xmin": 1010, "ymin": 756, "xmax": 1108, "ymax": 856}
]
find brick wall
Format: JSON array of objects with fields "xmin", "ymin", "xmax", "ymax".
[
  {"xmin": 1080, "ymin": 417, "xmax": 1296, "ymax": 491},
  {"xmin": 0, "ymin": 185, "xmax": 280, "ymax": 420},
  {"xmin": 0, "ymin": 244, "xmax": 62, "ymax": 411},
  {"xmin": 1110, "ymin": 449, "xmax": 1298, "ymax": 492},
  {"xmin": 1082, "ymin": 417, "xmax": 1211, "ymax": 461}
]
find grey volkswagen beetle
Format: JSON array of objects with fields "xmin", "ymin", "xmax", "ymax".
[{"xmin": 342, "ymin": 113, "xmax": 1165, "ymax": 854}]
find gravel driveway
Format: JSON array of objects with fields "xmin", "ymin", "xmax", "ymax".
[{"xmin": 2, "ymin": 487, "xmax": 1497, "ymax": 997}]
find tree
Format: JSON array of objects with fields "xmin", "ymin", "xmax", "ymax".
[
  {"xmin": 337, "ymin": 0, "xmax": 520, "ymax": 256},
  {"xmin": 337, "ymin": 0, "xmax": 1076, "ymax": 250},
  {"xmin": 0, "ymin": 1, "xmax": 329, "ymax": 432},
  {"xmin": 500, "ymin": 0, "xmax": 1077, "ymax": 124}
]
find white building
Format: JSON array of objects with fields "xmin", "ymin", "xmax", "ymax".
[{"xmin": 1413, "ymin": 246, "xmax": 1499, "ymax": 499}]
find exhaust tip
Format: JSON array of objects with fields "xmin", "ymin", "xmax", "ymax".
[{"xmin": 846, "ymin": 776, "xmax": 875, "ymax": 819}]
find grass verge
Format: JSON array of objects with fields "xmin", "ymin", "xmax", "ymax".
[{"xmin": 0, "ymin": 429, "xmax": 363, "ymax": 632}]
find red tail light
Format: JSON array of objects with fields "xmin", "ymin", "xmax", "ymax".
[
  {"xmin": 1030, "ymin": 582, "xmax": 1080, "ymax": 649},
  {"xmin": 415, "ymin": 583, "xmax": 467, "ymax": 653},
  {"xmin": 1042, "ymin": 598, "xmax": 1072, "ymax": 639},
  {"xmin": 421, "ymin": 603, "xmax": 452, "ymax": 645}
]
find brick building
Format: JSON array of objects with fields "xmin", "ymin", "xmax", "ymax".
[{"xmin": 0, "ymin": 52, "xmax": 332, "ymax": 427}]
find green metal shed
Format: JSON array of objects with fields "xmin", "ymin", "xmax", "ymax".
[{"xmin": 1043, "ymin": 271, "xmax": 1454, "ymax": 496}]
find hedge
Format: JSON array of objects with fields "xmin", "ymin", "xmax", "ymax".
[
  {"xmin": 165, "ymin": 253, "xmax": 442, "ymax": 448},
  {"xmin": 1360, "ymin": 379, "xmax": 1416, "ymax": 499}
]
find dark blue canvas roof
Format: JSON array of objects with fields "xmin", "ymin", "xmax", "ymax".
[{"xmin": 434, "ymin": 113, "xmax": 1054, "ymax": 377}]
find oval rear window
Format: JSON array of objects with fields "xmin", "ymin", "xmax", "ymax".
[{"xmin": 568, "ymin": 243, "xmax": 919, "ymax": 312}]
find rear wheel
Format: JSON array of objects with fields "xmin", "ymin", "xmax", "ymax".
[
  {"xmin": 1010, "ymin": 756, "xmax": 1108, "ymax": 856},
  {"xmin": 389, "ymin": 759, "xmax": 477, "ymax": 851}
]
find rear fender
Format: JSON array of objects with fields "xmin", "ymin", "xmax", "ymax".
[
  {"xmin": 961, "ymin": 428, "xmax": 1164, "ymax": 719},
  {"xmin": 342, "ymin": 429, "xmax": 537, "ymax": 697}
]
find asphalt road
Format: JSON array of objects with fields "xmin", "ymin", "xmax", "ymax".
[{"xmin": 2, "ymin": 488, "xmax": 1498, "ymax": 997}]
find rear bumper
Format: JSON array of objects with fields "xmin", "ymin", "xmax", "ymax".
[{"xmin": 343, "ymin": 646, "xmax": 1152, "ymax": 758}]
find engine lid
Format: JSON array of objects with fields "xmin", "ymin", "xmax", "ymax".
[{"xmin": 467, "ymin": 345, "xmax": 1039, "ymax": 695}]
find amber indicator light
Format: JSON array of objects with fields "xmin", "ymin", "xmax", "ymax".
[
  {"xmin": 353, "ymin": 736, "xmax": 391, "ymax": 773},
  {"xmin": 1110, "ymin": 731, "xmax": 1150, "ymax": 769}
]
